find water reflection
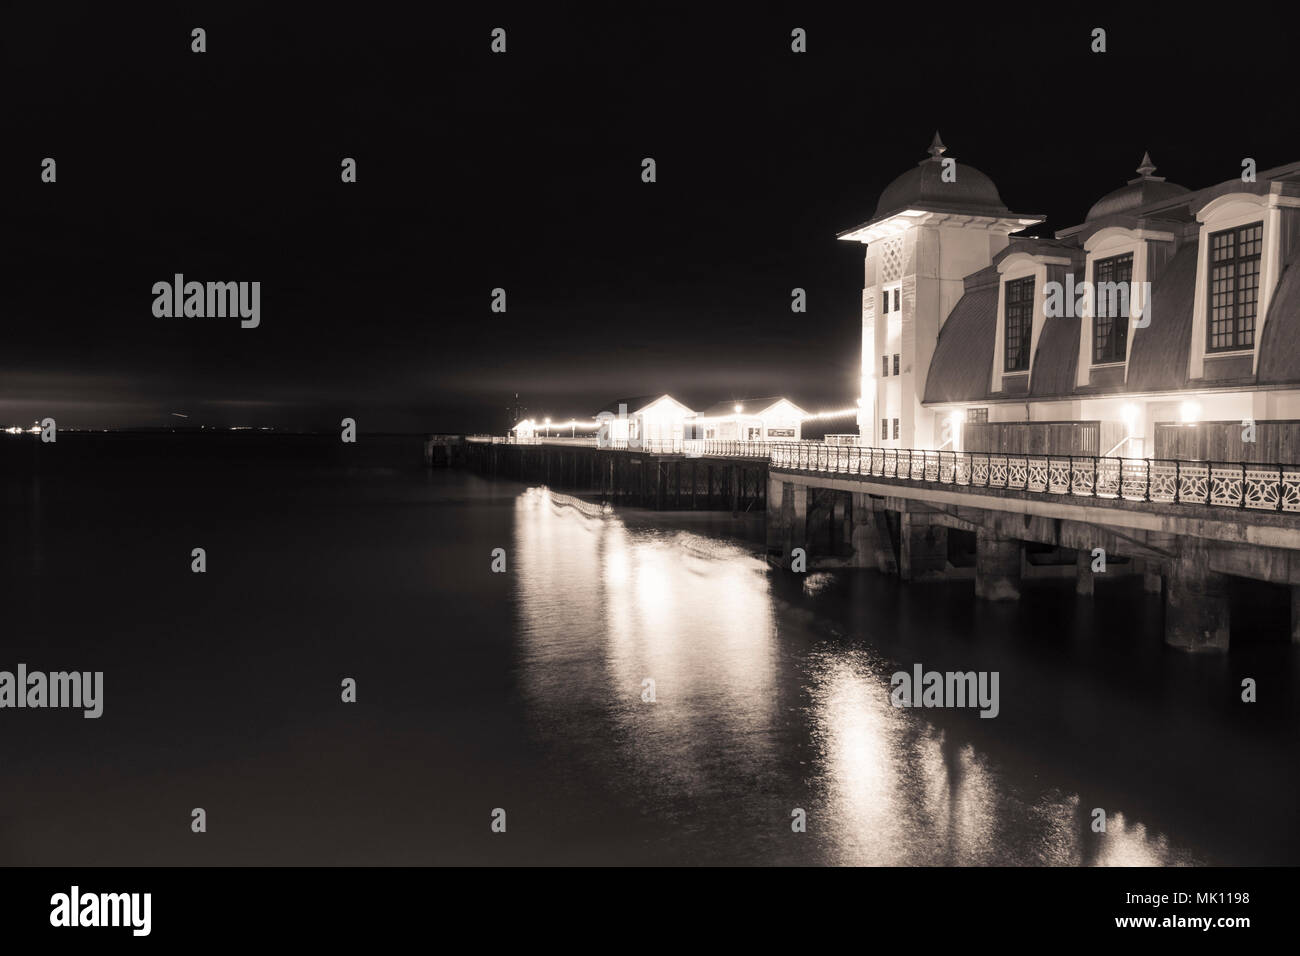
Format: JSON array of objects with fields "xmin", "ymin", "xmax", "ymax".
[
  {"xmin": 804, "ymin": 650, "xmax": 1196, "ymax": 866},
  {"xmin": 514, "ymin": 488, "xmax": 781, "ymax": 814},
  {"xmin": 513, "ymin": 486, "xmax": 1203, "ymax": 865}
]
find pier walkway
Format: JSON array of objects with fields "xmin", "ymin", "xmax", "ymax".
[{"xmin": 465, "ymin": 435, "xmax": 1300, "ymax": 648}]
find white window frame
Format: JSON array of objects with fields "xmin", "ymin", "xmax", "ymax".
[
  {"xmin": 1190, "ymin": 191, "xmax": 1300, "ymax": 379},
  {"xmin": 1075, "ymin": 227, "xmax": 1173, "ymax": 386},
  {"xmin": 992, "ymin": 253, "xmax": 1067, "ymax": 393}
]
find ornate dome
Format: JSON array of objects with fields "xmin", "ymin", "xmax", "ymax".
[
  {"xmin": 1086, "ymin": 152, "xmax": 1189, "ymax": 221},
  {"xmin": 874, "ymin": 132, "xmax": 1010, "ymax": 217}
]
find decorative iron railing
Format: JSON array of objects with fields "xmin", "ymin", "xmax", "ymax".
[
  {"xmin": 759, "ymin": 442, "xmax": 1300, "ymax": 514},
  {"xmin": 481, "ymin": 435, "xmax": 1300, "ymax": 513}
]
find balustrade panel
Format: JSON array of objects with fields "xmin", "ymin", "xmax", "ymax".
[
  {"xmin": 619, "ymin": 437, "xmax": 1300, "ymax": 519},
  {"xmin": 1210, "ymin": 464, "xmax": 1243, "ymax": 507}
]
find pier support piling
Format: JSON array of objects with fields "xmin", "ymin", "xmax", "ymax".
[
  {"xmin": 1164, "ymin": 541, "xmax": 1230, "ymax": 652},
  {"xmin": 1290, "ymin": 586, "xmax": 1300, "ymax": 645},
  {"xmin": 1141, "ymin": 532, "xmax": 1176, "ymax": 595},
  {"xmin": 767, "ymin": 477, "xmax": 808, "ymax": 564},
  {"xmin": 849, "ymin": 493, "xmax": 897, "ymax": 572},
  {"xmin": 1075, "ymin": 548, "xmax": 1095, "ymax": 597},
  {"xmin": 787, "ymin": 482, "xmax": 807, "ymax": 561},
  {"xmin": 900, "ymin": 511, "xmax": 948, "ymax": 581},
  {"xmin": 975, "ymin": 529, "xmax": 1021, "ymax": 601},
  {"xmin": 1142, "ymin": 560, "xmax": 1163, "ymax": 595}
]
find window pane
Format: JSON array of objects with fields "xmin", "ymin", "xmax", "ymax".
[
  {"xmin": 1207, "ymin": 222, "xmax": 1262, "ymax": 352},
  {"xmin": 1092, "ymin": 253, "xmax": 1132, "ymax": 363},
  {"xmin": 1004, "ymin": 276, "xmax": 1034, "ymax": 372}
]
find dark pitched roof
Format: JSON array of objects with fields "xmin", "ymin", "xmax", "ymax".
[
  {"xmin": 926, "ymin": 243, "xmax": 1206, "ymax": 401},
  {"xmin": 1257, "ymin": 244, "xmax": 1300, "ymax": 385},
  {"xmin": 995, "ymin": 236, "xmax": 1081, "ymax": 262},
  {"xmin": 1125, "ymin": 243, "xmax": 1198, "ymax": 392},
  {"xmin": 1029, "ymin": 310, "xmax": 1080, "ymax": 397},
  {"xmin": 922, "ymin": 278, "xmax": 998, "ymax": 403}
]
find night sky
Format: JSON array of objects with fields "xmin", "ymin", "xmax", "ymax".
[{"xmin": 4, "ymin": 5, "xmax": 1297, "ymax": 433}]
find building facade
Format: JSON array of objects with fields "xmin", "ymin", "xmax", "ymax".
[
  {"xmin": 596, "ymin": 395, "xmax": 696, "ymax": 445},
  {"xmin": 841, "ymin": 135, "xmax": 1300, "ymax": 462},
  {"xmin": 514, "ymin": 396, "xmax": 810, "ymax": 445},
  {"xmin": 695, "ymin": 398, "xmax": 806, "ymax": 442}
]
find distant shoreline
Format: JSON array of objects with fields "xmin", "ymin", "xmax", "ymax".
[{"xmin": 0, "ymin": 429, "xmax": 449, "ymax": 438}]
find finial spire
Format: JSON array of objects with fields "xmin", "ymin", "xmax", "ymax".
[
  {"xmin": 928, "ymin": 130, "xmax": 947, "ymax": 160},
  {"xmin": 1136, "ymin": 151, "xmax": 1157, "ymax": 178}
]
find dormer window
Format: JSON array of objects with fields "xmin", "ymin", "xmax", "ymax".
[
  {"xmin": 1092, "ymin": 252, "xmax": 1133, "ymax": 363},
  {"xmin": 1004, "ymin": 276, "xmax": 1034, "ymax": 372},
  {"xmin": 1207, "ymin": 222, "xmax": 1263, "ymax": 352}
]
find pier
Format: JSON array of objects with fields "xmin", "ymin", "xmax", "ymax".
[
  {"xmin": 464, "ymin": 436, "xmax": 1300, "ymax": 651},
  {"xmin": 464, "ymin": 438, "xmax": 768, "ymax": 512}
]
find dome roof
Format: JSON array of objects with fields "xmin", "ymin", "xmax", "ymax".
[
  {"xmin": 874, "ymin": 132, "xmax": 1010, "ymax": 217},
  {"xmin": 1086, "ymin": 152, "xmax": 1189, "ymax": 221}
]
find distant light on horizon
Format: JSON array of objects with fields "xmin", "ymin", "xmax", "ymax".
[{"xmin": 801, "ymin": 406, "xmax": 858, "ymax": 421}]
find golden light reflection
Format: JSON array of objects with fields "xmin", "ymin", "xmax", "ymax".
[
  {"xmin": 513, "ymin": 487, "xmax": 780, "ymax": 809},
  {"xmin": 510, "ymin": 486, "xmax": 1202, "ymax": 865},
  {"xmin": 806, "ymin": 651, "xmax": 1200, "ymax": 865}
]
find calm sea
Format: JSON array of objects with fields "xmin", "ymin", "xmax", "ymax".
[{"xmin": 2, "ymin": 435, "xmax": 1297, "ymax": 865}]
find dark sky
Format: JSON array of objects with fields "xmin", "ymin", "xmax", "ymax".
[{"xmin": 4, "ymin": 4, "xmax": 1298, "ymax": 432}]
